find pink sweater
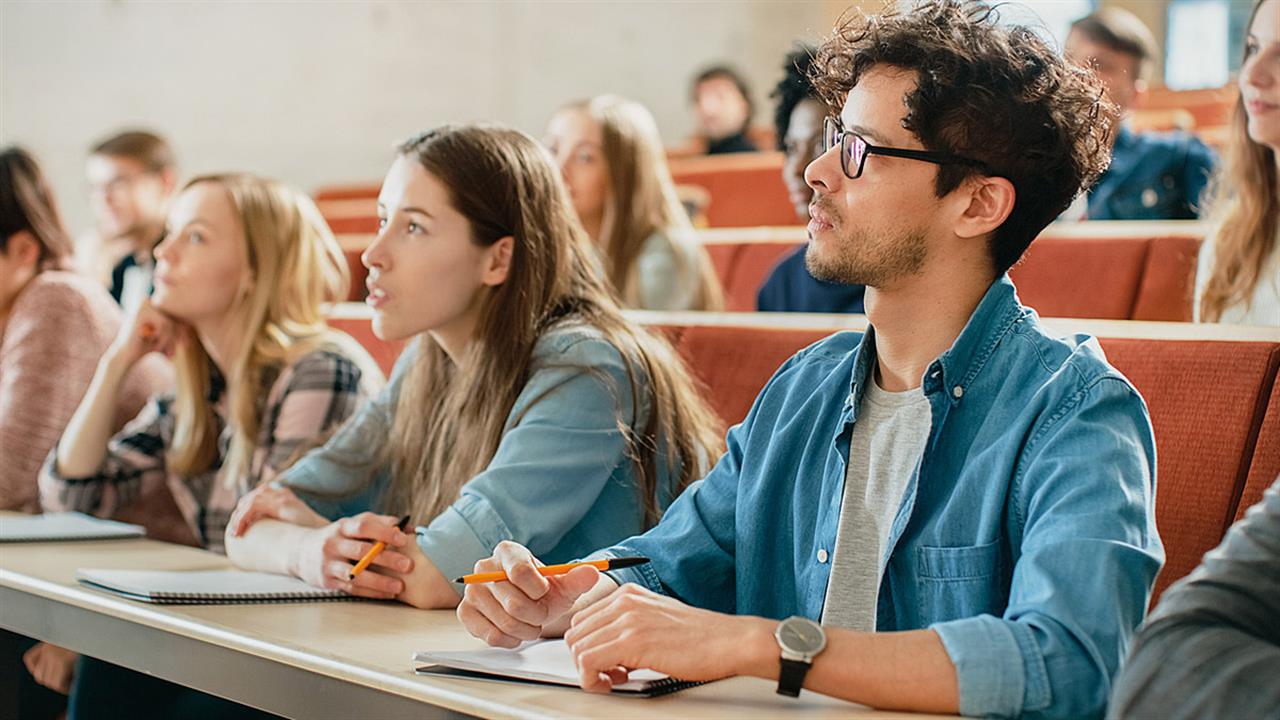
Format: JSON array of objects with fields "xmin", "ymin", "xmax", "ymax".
[{"xmin": 0, "ymin": 271, "xmax": 172, "ymax": 514}]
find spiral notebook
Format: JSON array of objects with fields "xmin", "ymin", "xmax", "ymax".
[
  {"xmin": 0, "ymin": 512, "xmax": 145, "ymax": 542},
  {"xmin": 414, "ymin": 639, "xmax": 705, "ymax": 697},
  {"xmin": 75, "ymin": 568, "xmax": 353, "ymax": 605}
]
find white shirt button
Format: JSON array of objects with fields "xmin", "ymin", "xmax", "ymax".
[
  {"xmin": 952, "ymin": 385, "xmax": 964, "ymax": 399},
  {"xmin": 817, "ymin": 549, "xmax": 829, "ymax": 563}
]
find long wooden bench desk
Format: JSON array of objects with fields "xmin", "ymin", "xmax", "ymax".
[{"xmin": 0, "ymin": 520, "xmax": 948, "ymax": 719}]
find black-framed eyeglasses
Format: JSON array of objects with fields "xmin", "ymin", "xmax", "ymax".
[{"xmin": 823, "ymin": 117, "xmax": 986, "ymax": 179}]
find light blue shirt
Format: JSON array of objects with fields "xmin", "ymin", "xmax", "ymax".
[
  {"xmin": 593, "ymin": 276, "xmax": 1164, "ymax": 719},
  {"xmin": 282, "ymin": 322, "xmax": 674, "ymax": 589}
]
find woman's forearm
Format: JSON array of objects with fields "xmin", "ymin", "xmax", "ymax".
[
  {"xmin": 224, "ymin": 519, "xmax": 312, "ymax": 576},
  {"xmin": 55, "ymin": 352, "xmax": 132, "ymax": 477}
]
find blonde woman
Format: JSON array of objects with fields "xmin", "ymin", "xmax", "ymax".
[
  {"xmin": 1196, "ymin": 0, "xmax": 1280, "ymax": 325},
  {"xmin": 42, "ymin": 174, "xmax": 383, "ymax": 549},
  {"xmin": 545, "ymin": 95, "xmax": 723, "ymax": 310},
  {"xmin": 43, "ymin": 174, "xmax": 383, "ymax": 720},
  {"xmin": 224, "ymin": 125, "xmax": 724, "ymax": 610}
]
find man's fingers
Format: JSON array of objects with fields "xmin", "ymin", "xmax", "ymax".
[{"xmin": 467, "ymin": 585, "xmax": 544, "ymax": 641}]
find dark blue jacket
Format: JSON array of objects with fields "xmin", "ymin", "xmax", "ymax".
[
  {"xmin": 1087, "ymin": 126, "xmax": 1216, "ymax": 220},
  {"xmin": 756, "ymin": 245, "xmax": 866, "ymax": 313}
]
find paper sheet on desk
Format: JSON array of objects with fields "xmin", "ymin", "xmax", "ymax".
[
  {"xmin": 0, "ymin": 512, "xmax": 144, "ymax": 542},
  {"xmin": 414, "ymin": 639, "xmax": 704, "ymax": 696}
]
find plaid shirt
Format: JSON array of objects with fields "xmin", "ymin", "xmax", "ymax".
[{"xmin": 40, "ymin": 348, "xmax": 378, "ymax": 552}]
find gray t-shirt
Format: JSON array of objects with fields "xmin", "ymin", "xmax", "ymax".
[{"xmin": 821, "ymin": 375, "xmax": 932, "ymax": 631}]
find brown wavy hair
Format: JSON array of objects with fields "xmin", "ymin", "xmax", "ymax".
[
  {"xmin": 811, "ymin": 0, "xmax": 1117, "ymax": 275},
  {"xmin": 1199, "ymin": 0, "xmax": 1277, "ymax": 323},
  {"xmin": 0, "ymin": 146, "xmax": 73, "ymax": 271},
  {"xmin": 384, "ymin": 125, "xmax": 723, "ymax": 527}
]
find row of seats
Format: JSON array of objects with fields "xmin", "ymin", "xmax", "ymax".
[
  {"xmin": 335, "ymin": 220, "xmax": 1208, "ymax": 321},
  {"xmin": 326, "ymin": 304, "xmax": 1280, "ymax": 605}
]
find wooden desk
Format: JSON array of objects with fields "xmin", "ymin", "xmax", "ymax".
[{"xmin": 0, "ymin": 525, "xmax": 947, "ymax": 719}]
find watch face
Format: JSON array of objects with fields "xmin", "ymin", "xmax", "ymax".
[{"xmin": 777, "ymin": 617, "xmax": 825, "ymax": 654}]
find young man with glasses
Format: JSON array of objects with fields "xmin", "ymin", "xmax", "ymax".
[
  {"xmin": 457, "ymin": 2, "xmax": 1163, "ymax": 716},
  {"xmin": 83, "ymin": 130, "xmax": 177, "ymax": 316}
]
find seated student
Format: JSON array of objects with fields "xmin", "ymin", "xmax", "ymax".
[
  {"xmin": 1108, "ymin": 476, "xmax": 1280, "ymax": 719},
  {"xmin": 756, "ymin": 46, "xmax": 867, "ymax": 314},
  {"xmin": 0, "ymin": 148, "xmax": 171, "ymax": 720},
  {"xmin": 692, "ymin": 65, "xmax": 758, "ymax": 154},
  {"xmin": 1, "ymin": 147, "xmax": 170, "ymax": 514},
  {"xmin": 1196, "ymin": 0, "xmax": 1279, "ymax": 326},
  {"xmin": 545, "ymin": 95, "xmax": 723, "ymax": 311},
  {"xmin": 223, "ymin": 125, "xmax": 724, "ymax": 610},
  {"xmin": 457, "ymin": 3, "xmax": 1163, "ymax": 717},
  {"xmin": 83, "ymin": 130, "xmax": 178, "ymax": 315},
  {"xmin": 1064, "ymin": 8, "xmax": 1216, "ymax": 220},
  {"xmin": 40, "ymin": 173, "xmax": 381, "ymax": 720}
]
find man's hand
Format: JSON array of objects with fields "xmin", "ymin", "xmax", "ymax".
[
  {"xmin": 457, "ymin": 541, "xmax": 612, "ymax": 647},
  {"xmin": 563, "ymin": 583, "xmax": 776, "ymax": 692}
]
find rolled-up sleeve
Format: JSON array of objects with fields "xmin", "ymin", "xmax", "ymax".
[
  {"xmin": 933, "ymin": 377, "xmax": 1163, "ymax": 719},
  {"xmin": 416, "ymin": 335, "xmax": 644, "ymax": 587},
  {"xmin": 1107, "ymin": 477, "xmax": 1280, "ymax": 720}
]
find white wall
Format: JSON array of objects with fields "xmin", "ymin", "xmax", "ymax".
[{"xmin": 1, "ymin": 0, "xmax": 828, "ymax": 234}]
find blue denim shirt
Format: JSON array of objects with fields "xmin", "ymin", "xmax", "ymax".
[
  {"xmin": 281, "ymin": 323, "xmax": 673, "ymax": 590},
  {"xmin": 594, "ymin": 276, "xmax": 1164, "ymax": 719},
  {"xmin": 1087, "ymin": 125, "xmax": 1216, "ymax": 220}
]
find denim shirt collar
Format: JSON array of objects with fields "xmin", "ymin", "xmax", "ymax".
[{"xmin": 845, "ymin": 274, "xmax": 1025, "ymax": 418}]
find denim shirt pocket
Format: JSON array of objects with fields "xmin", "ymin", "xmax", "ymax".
[{"xmin": 916, "ymin": 539, "xmax": 1008, "ymax": 623}]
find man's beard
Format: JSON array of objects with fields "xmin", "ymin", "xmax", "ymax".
[{"xmin": 805, "ymin": 199, "xmax": 927, "ymax": 287}]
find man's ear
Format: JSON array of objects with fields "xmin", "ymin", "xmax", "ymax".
[
  {"xmin": 2, "ymin": 230, "xmax": 42, "ymax": 270},
  {"xmin": 481, "ymin": 236, "xmax": 514, "ymax": 287},
  {"xmin": 953, "ymin": 176, "xmax": 1016, "ymax": 241},
  {"xmin": 158, "ymin": 168, "xmax": 179, "ymax": 196}
]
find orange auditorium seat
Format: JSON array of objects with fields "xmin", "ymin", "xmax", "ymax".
[
  {"xmin": 1236, "ymin": 377, "xmax": 1280, "ymax": 521},
  {"xmin": 669, "ymin": 153, "xmax": 795, "ymax": 228}
]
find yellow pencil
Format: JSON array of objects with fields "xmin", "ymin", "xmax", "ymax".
[{"xmin": 348, "ymin": 515, "xmax": 411, "ymax": 580}]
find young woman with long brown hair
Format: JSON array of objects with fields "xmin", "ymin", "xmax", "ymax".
[
  {"xmin": 1196, "ymin": 0, "xmax": 1280, "ymax": 325},
  {"xmin": 545, "ymin": 95, "xmax": 723, "ymax": 310},
  {"xmin": 225, "ymin": 124, "xmax": 724, "ymax": 609}
]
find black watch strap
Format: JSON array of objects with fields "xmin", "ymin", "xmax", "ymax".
[{"xmin": 776, "ymin": 657, "xmax": 811, "ymax": 697}]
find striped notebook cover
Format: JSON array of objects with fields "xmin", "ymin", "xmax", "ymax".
[
  {"xmin": 76, "ymin": 568, "xmax": 353, "ymax": 605},
  {"xmin": 414, "ymin": 639, "xmax": 706, "ymax": 697}
]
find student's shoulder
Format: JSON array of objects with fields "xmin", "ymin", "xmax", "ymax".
[
  {"xmin": 533, "ymin": 321, "xmax": 627, "ymax": 369},
  {"xmin": 8, "ymin": 271, "xmax": 118, "ymax": 340},
  {"xmin": 1133, "ymin": 129, "xmax": 1215, "ymax": 165},
  {"xmin": 278, "ymin": 345, "xmax": 367, "ymax": 395},
  {"xmin": 1008, "ymin": 314, "xmax": 1139, "ymax": 402}
]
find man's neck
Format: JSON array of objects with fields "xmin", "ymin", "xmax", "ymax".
[{"xmin": 864, "ymin": 257, "xmax": 994, "ymax": 393}]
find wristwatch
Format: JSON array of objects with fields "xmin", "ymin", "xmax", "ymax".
[{"xmin": 774, "ymin": 615, "xmax": 826, "ymax": 697}]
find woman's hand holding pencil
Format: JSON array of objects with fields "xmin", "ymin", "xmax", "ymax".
[{"xmin": 290, "ymin": 512, "xmax": 415, "ymax": 600}]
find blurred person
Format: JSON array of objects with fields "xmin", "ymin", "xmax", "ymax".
[
  {"xmin": 692, "ymin": 65, "xmax": 758, "ymax": 154},
  {"xmin": 757, "ymin": 45, "xmax": 867, "ymax": 313},
  {"xmin": 1065, "ymin": 8, "xmax": 1216, "ymax": 220},
  {"xmin": 84, "ymin": 130, "xmax": 178, "ymax": 315},
  {"xmin": 1196, "ymin": 0, "xmax": 1280, "ymax": 325},
  {"xmin": 546, "ymin": 95, "xmax": 723, "ymax": 310}
]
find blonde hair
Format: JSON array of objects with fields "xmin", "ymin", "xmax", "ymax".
[
  {"xmin": 385, "ymin": 125, "xmax": 724, "ymax": 527},
  {"xmin": 168, "ymin": 174, "xmax": 364, "ymax": 482},
  {"xmin": 568, "ymin": 96, "xmax": 723, "ymax": 311},
  {"xmin": 1200, "ymin": 2, "xmax": 1278, "ymax": 322}
]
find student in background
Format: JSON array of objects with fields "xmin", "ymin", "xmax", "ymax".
[
  {"xmin": 1, "ymin": 147, "xmax": 170, "ymax": 514},
  {"xmin": 1196, "ymin": 0, "xmax": 1279, "ymax": 326},
  {"xmin": 0, "ymin": 146, "xmax": 172, "ymax": 720},
  {"xmin": 1109, "ymin": 473, "xmax": 1280, "ymax": 719},
  {"xmin": 545, "ymin": 95, "xmax": 723, "ymax": 311},
  {"xmin": 83, "ymin": 130, "xmax": 178, "ymax": 315},
  {"xmin": 692, "ymin": 65, "xmax": 758, "ymax": 154},
  {"xmin": 224, "ymin": 125, "xmax": 724, "ymax": 611},
  {"xmin": 458, "ymin": 3, "xmax": 1162, "ymax": 717},
  {"xmin": 756, "ymin": 46, "xmax": 867, "ymax": 314},
  {"xmin": 1064, "ymin": 8, "xmax": 1216, "ymax": 220},
  {"xmin": 42, "ymin": 173, "xmax": 381, "ymax": 720}
]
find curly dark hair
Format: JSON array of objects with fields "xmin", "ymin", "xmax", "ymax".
[
  {"xmin": 771, "ymin": 45, "xmax": 819, "ymax": 151},
  {"xmin": 812, "ymin": 0, "xmax": 1117, "ymax": 274}
]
